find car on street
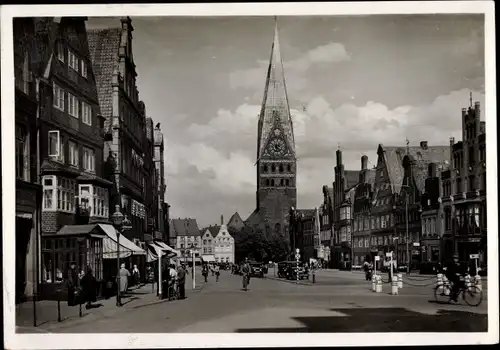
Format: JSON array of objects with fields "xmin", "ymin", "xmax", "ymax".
[
  {"xmin": 277, "ymin": 261, "xmax": 309, "ymax": 280},
  {"xmin": 250, "ymin": 262, "xmax": 265, "ymax": 278}
]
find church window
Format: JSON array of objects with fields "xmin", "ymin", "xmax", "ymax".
[
  {"xmin": 265, "ymin": 179, "xmax": 270, "ymax": 186},
  {"xmin": 271, "ymin": 164, "xmax": 276, "ymax": 172},
  {"xmin": 279, "ymin": 165, "xmax": 284, "ymax": 173},
  {"xmin": 286, "ymin": 179, "xmax": 290, "ymax": 186},
  {"xmin": 287, "ymin": 164, "xmax": 291, "ymax": 172},
  {"xmin": 280, "ymin": 179, "xmax": 284, "ymax": 186},
  {"xmin": 263, "ymin": 165, "xmax": 268, "ymax": 173},
  {"xmin": 271, "ymin": 179, "xmax": 275, "ymax": 186}
]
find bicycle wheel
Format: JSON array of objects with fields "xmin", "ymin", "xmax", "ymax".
[
  {"xmin": 434, "ymin": 285, "xmax": 452, "ymax": 304},
  {"xmin": 463, "ymin": 285, "xmax": 483, "ymax": 307}
]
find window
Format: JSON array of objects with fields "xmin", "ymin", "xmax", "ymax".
[
  {"xmin": 287, "ymin": 164, "xmax": 291, "ymax": 172},
  {"xmin": 83, "ymin": 147, "xmax": 95, "ymax": 172},
  {"xmin": 468, "ymin": 176, "xmax": 476, "ymax": 192},
  {"xmin": 92, "ymin": 186, "xmax": 109, "ymax": 218},
  {"xmin": 81, "ymin": 101, "xmax": 91, "ymax": 125},
  {"xmin": 68, "ymin": 50, "xmax": 79, "ymax": 72},
  {"xmin": 444, "ymin": 209, "xmax": 451, "ymax": 231},
  {"xmin": 271, "ymin": 164, "xmax": 276, "ymax": 172},
  {"xmin": 371, "ymin": 218, "xmax": 375, "ymax": 229},
  {"xmin": 43, "ymin": 176, "xmax": 56, "ymax": 210},
  {"xmin": 286, "ymin": 179, "xmax": 290, "ymax": 186},
  {"xmin": 57, "ymin": 42, "xmax": 65, "ymax": 62},
  {"xmin": 57, "ymin": 178, "xmax": 76, "ymax": 212},
  {"xmin": 468, "ymin": 147, "xmax": 475, "ymax": 165},
  {"xmin": 263, "ymin": 165, "xmax": 268, "ymax": 172},
  {"xmin": 68, "ymin": 93, "xmax": 79, "ymax": 118},
  {"xmin": 364, "ymin": 237, "xmax": 369, "ymax": 248},
  {"xmin": 423, "ymin": 219, "xmax": 427, "ymax": 235},
  {"xmin": 53, "ymin": 84, "xmax": 65, "ymax": 111},
  {"xmin": 379, "ymin": 169, "xmax": 384, "ymax": 178},
  {"xmin": 16, "ymin": 124, "xmax": 29, "ymax": 181},
  {"xmin": 456, "ymin": 178, "xmax": 462, "ymax": 193},
  {"xmin": 279, "ymin": 165, "xmax": 284, "ymax": 173},
  {"xmin": 353, "ymin": 220, "xmax": 358, "ymax": 232},
  {"xmin": 15, "ymin": 51, "xmax": 30, "ymax": 94},
  {"xmin": 68, "ymin": 141, "xmax": 79, "ymax": 167},
  {"xmin": 81, "ymin": 59, "xmax": 87, "ymax": 78}
]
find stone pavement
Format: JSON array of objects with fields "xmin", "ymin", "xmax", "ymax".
[
  {"xmin": 18, "ymin": 268, "xmax": 488, "ymax": 333},
  {"xmin": 16, "ymin": 267, "xmax": 206, "ymax": 332}
]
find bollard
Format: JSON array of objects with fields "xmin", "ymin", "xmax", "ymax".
[
  {"xmin": 391, "ymin": 276, "xmax": 399, "ymax": 295},
  {"xmin": 465, "ymin": 274, "xmax": 472, "ymax": 288},
  {"xmin": 57, "ymin": 300, "xmax": 62, "ymax": 322},
  {"xmin": 474, "ymin": 274, "xmax": 482, "ymax": 291},
  {"xmin": 79, "ymin": 302, "xmax": 82, "ymax": 317},
  {"xmin": 375, "ymin": 275, "xmax": 383, "ymax": 293},
  {"xmin": 372, "ymin": 274, "xmax": 377, "ymax": 292},
  {"xmin": 397, "ymin": 273, "xmax": 403, "ymax": 289},
  {"xmin": 312, "ymin": 271, "xmax": 316, "ymax": 284}
]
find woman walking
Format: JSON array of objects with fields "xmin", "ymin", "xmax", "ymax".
[
  {"xmin": 118, "ymin": 263, "xmax": 130, "ymax": 296},
  {"xmin": 81, "ymin": 266, "xmax": 97, "ymax": 309}
]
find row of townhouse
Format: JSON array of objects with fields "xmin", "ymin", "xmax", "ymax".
[
  {"xmin": 14, "ymin": 17, "xmax": 170, "ymax": 302},
  {"xmin": 169, "ymin": 215, "xmax": 236, "ymax": 264},
  {"xmin": 294, "ymin": 98, "xmax": 487, "ymax": 270}
]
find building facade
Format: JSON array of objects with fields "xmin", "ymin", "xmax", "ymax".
[
  {"xmin": 154, "ymin": 123, "xmax": 167, "ymax": 239},
  {"xmin": 246, "ymin": 20, "xmax": 297, "ymax": 243},
  {"xmin": 214, "ymin": 220, "xmax": 235, "ymax": 264},
  {"xmin": 352, "ymin": 156, "xmax": 376, "ymax": 267},
  {"xmin": 14, "ymin": 17, "xmax": 43, "ymax": 302},
  {"xmin": 332, "ymin": 149, "xmax": 358, "ymax": 269},
  {"xmin": 88, "ymin": 17, "xmax": 151, "ymax": 242},
  {"xmin": 35, "ymin": 17, "xmax": 113, "ymax": 284},
  {"xmin": 318, "ymin": 186, "xmax": 333, "ymax": 267},
  {"xmin": 441, "ymin": 99, "xmax": 486, "ymax": 264},
  {"xmin": 201, "ymin": 226, "xmax": 218, "ymax": 256},
  {"xmin": 171, "ymin": 218, "xmax": 202, "ymax": 261}
]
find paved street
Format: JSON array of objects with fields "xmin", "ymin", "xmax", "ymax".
[{"xmin": 17, "ymin": 268, "xmax": 488, "ymax": 333}]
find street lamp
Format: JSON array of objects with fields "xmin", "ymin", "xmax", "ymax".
[
  {"xmin": 188, "ymin": 243, "xmax": 199, "ymax": 289},
  {"xmin": 112, "ymin": 204, "xmax": 131, "ymax": 307}
]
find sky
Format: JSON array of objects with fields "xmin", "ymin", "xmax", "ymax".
[{"xmin": 86, "ymin": 15, "xmax": 485, "ymax": 228}]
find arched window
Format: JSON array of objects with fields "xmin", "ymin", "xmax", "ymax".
[
  {"xmin": 286, "ymin": 179, "xmax": 290, "ymax": 186},
  {"xmin": 271, "ymin": 164, "xmax": 276, "ymax": 172},
  {"xmin": 265, "ymin": 179, "xmax": 270, "ymax": 186},
  {"xmin": 280, "ymin": 179, "xmax": 284, "ymax": 186},
  {"xmin": 287, "ymin": 164, "xmax": 291, "ymax": 172},
  {"xmin": 279, "ymin": 165, "xmax": 284, "ymax": 173},
  {"xmin": 263, "ymin": 165, "xmax": 268, "ymax": 173},
  {"xmin": 271, "ymin": 179, "xmax": 275, "ymax": 186}
]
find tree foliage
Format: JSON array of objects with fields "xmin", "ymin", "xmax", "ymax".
[{"xmin": 230, "ymin": 226, "xmax": 290, "ymax": 263}]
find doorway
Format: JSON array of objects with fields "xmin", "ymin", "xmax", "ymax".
[{"xmin": 16, "ymin": 217, "xmax": 33, "ymax": 304}]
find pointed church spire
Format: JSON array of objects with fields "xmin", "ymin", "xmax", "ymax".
[{"xmin": 257, "ymin": 17, "xmax": 295, "ymax": 160}]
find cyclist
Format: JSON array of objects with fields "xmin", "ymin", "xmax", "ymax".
[{"xmin": 445, "ymin": 253, "xmax": 465, "ymax": 302}]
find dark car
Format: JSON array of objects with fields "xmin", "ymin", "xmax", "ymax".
[
  {"xmin": 277, "ymin": 261, "xmax": 308, "ymax": 280},
  {"xmin": 250, "ymin": 262, "xmax": 265, "ymax": 278}
]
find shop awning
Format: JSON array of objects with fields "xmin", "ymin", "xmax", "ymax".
[
  {"xmin": 146, "ymin": 241, "xmax": 177, "ymax": 262},
  {"xmin": 99, "ymin": 224, "xmax": 146, "ymax": 259},
  {"xmin": 201, "ymin": 254, "xmax": 215, "ymax": 262},
  {"xmin": 153, "ymin": 240, "xmax": 181, "ymax": 257}
]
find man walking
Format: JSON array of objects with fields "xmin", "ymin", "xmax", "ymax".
[
  {"xmin": 177, "ymin": 264, "xmax": 187, "ymax": 299},
  {"xmin": 215, "ymin": 264, "xmax": 220, "ymax": 282},
  {"xmin": 241, "ymin": 258, "xmax": 251, "ymax": 291}
]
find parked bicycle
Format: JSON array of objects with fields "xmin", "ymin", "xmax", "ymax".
[{"xmin": 434, "ymin": 275, "xmax": 483, "ymax": 306}]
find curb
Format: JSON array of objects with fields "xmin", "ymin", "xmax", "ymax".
[{"xmin": 265, "ymin": 276, "xmax": 312, "ymax": 286}]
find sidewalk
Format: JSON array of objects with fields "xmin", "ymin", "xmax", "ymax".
[{"xmin": 16, "ymin": 280, "xmax": 205, "ymax": 332}]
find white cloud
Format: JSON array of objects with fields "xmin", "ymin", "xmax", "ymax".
[{"xmin": 285, "ymin": 42, "xmax": 351, "ymax": 72}]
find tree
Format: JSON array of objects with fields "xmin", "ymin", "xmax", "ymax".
[{"xmin": 232, "ymin": 225, "xmax": 289, "ymax": 263}]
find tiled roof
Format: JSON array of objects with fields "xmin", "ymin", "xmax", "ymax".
[
  {"xmin": 381, "ymin": 145, "xmax": 450, "ymax": 193},
  {"xmin": 200, "ymin": 225, "xmax": 220, "ymax": 237},
  {"xmin": 227, "ymin": 212, "xmax": 245, "ymax": 230},
  {"xmin": 87, "ymin": 28, "xmax": 122, "ymax": 132},
  {"xmin": 344, "ymin": 170, "xmax": 360, "ymax": 190},
  {"xmin": 171, "ymin": 218, "xmax": 201, "ymax": 237}
]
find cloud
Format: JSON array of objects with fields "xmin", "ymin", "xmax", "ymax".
[{"xmin": 230, "ymin": 41, "xmax": 349, "ymax": 91}]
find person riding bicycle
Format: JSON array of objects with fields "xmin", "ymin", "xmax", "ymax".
[{"xmin": 445, "ymin": 254, "xmax": 465, "ymax": 302}]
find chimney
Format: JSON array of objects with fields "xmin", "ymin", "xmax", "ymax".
[
  {"xmin": 428, "ymin": 163, "xmax": 437, "ymax": 178},
  {"xmin": 221, "ymin": 215, "xmax": 223, "ymax": 225},
  {"xmin": 474, "ymin": 101, "xmax": 481, "ymax": 119},
  {"xmin": 336, "ymin": 149, "xmax": 342, "ymax": 166},
  {"xmin": 361, "ymin": 155, "xmax": 368, "ymax": 170},
  {"xmin": 420, "ymin": 141, "xmax": 428, "ymax": 150}
]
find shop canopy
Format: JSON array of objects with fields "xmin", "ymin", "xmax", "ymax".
[
  {"xmin": 99, "ymin": 224, "xmax": 146, "ymax": 259},
  {"xmin": 201, "ymin": 255, "xmax": 216, "ymax": 262},
  {"xmin": 146, "ymin": 240, "xmax": 179, "ymax": 263}
]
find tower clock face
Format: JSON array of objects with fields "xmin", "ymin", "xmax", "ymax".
[{"xmin": 269, "ymin": 138, "xmax": 286, "ymax": 156}]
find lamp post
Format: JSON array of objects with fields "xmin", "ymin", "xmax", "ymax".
[
  {"xmin": 112, "ymin": 205, "xmax": 131, "ymax": 307},
  {"xmin": 188, "ymin": 244, "xmax": 199, "ymax": 289}
]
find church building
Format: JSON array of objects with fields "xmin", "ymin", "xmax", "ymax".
[{"xmin": 245, "ymin": 18, "xmax": 297, "ymax": 245}]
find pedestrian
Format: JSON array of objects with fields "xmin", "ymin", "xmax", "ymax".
[
  {"xmin": 202, "ymin": 263, "xmax": 209, "ymax": 282},
  {"xmin": 118, "ymin": 263, "xmax": 130, "ymax": 296},
  {"xmin": 66, "ymin": 262, "xmax": 79, "ymax": 306},
  {"xmin": 81, "ymin": 266, "xmax": 97, "ymax": 309},
  {"xmin": 241, "ymin": 258, "xmax": 251, "ymax": 291},
  {"xmin": 177, "ymin": 264, "xmax": 187, "ymax": 299},
  {"xmin": 168, "ymin": 264, "xmax": 178, "ymax": 298},
  {"xmin": 215, "ymin": 264, "xmax": 220, "ymax": 282},
  {"xmin": 211, "ymin": 264, "xmax": 215, "ymax": 276},
  {"xmin": 132, "ymin": 264, "xmax": 140, "ymax": 287}
]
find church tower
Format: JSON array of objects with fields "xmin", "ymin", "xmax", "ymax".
[{"xmin": 248, "ymin": 18, "xmax": 297, "ymax": 240}]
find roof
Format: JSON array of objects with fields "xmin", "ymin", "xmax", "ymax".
[
  {"xmin": 57, "ymin": 224, "xmax": 104, "ymax": 236},
  {"xmin": 200, "ymin": 225, "xmax": 220, "ymax": 237},
  {"xmin": 87, "ymin": 27, "xmax": 122, "ymax": 132},
  {"xmin": 344, "ymin": 170, "xmax": 360, "ymax": 190},
  {"xmin": 380, "ymin": 144, "xmax": 450, "ymax": 193},
  {"xmin": 227, "ymin": 212, "xmax": 245, "ymax": 230},
  {"xmin": 171, "ymin": 218, "xmax": 201, "ymax": 237}
]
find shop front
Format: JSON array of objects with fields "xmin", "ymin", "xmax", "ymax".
[{"xmin": 40, "ymin": 224, "xmax": 105, "ymax": 301}]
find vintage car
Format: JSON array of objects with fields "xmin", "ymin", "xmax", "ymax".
[
  {"xmin": 277, "ymin": 261, "xmax": 309, "ymax": 280},
  {"xmin": 250, "ymin": 261, "xmax": 265, "ymax": 278}
]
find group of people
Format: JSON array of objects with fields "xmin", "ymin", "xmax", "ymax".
[
  {"xmin": 67, "ymin": 262, "xmax": 98, "ymax": 309},
  {"xmin": 202, "ymin": 263, "xmax": 220, "ymax": 282}
]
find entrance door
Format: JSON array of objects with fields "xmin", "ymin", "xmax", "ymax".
[{"xmin": 16, "ymin": 217, "xmax": 32, "ymax": 303}]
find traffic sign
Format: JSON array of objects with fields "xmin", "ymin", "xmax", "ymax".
[
  {"xmin": 296, "ymin": 248, "xmax": 300, "ymax": 254},
  {"xmin": 470, "ymin": 254, "xmax": 479, "ymax": 259},
  {"xmin": 375, "ymin": 256, "xmax": 380, "ymax": 261}
]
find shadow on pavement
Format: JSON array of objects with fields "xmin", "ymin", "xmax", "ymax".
[{"xmin": 235, "ymin": 308, "xmax": 488, "ymax": 333}]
